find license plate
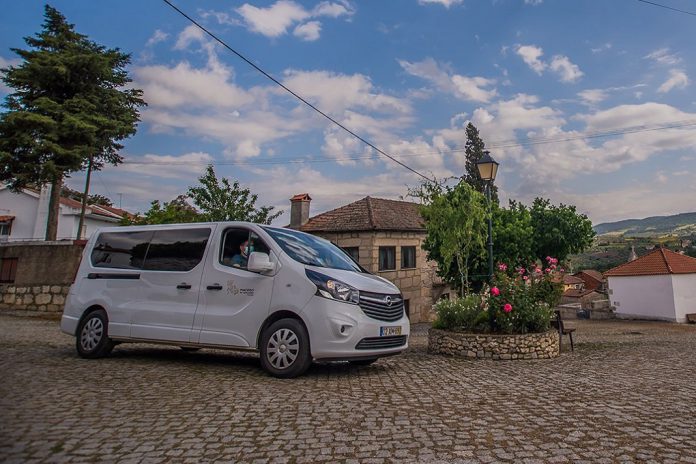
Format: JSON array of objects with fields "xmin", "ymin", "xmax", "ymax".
[{"xmin": 380, "ymin": 326, "xmax": 401, "ymax": 336}]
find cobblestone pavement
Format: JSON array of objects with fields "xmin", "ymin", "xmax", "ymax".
[{"xmin": 1, "ymin": 314, "xmax": 695, "ymax": 463}]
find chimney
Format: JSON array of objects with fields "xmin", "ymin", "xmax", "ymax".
[{"xmin": 289, "ymin": 193, "xmax": 312, "ymax": 229}]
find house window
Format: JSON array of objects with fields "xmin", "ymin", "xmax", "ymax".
[
  {"xmin": 0, "ymin": 258, "xmax": 18, "ymax": 283},
  {"xmin": 378, "ymin": 246, "xmax": 396, "ymax": 271},
  {"xmin": 0, "ymin": 221, "xmax": 11, "ymax": 239},
  {"xmin": 342, "ymin": 246, "xmax": 360, "ymax": 263},
  {"xmin": 401, "ymin": 246, "xmax": 416, "ymax": 269}
]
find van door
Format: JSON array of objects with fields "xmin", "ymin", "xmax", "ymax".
[
  {"xmin": 193, "ymin": 227, "xmax": 275, "ymax": 347},
  {"xmin": 130, "ymin": 227, "xmax": 213, "ymax": 342}
]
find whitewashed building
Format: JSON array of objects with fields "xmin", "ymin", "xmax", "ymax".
[
  {"xmin": 606, "ymin": 248, "xmax": 696, "ymax": 323},
  {"xmin": 0, "ymin": 184, "xmax": 128, "ymax": 242}
]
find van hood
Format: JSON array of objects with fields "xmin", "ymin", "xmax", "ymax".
[{"xmin": 305, "ymin": 266, "xmax": 400, "ymax": 295}]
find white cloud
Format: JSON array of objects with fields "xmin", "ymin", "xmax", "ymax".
[
  {"xmin": 644, "ymin": 48, "xmax": 682, "ymax": 66},
  {"xmin": 658, "ymin": 69, "xmax": 689, "ymax": 94},
  {"xmin": 293, "ymin": 21, "xmax": 322, "ymax": 41},
  {"xmin": 174, "ymin": 24, "xmax": 206, "ymax": 50},
  {"xmin": 515, "ymin": 45, "xmax": 582, "ymax": 83},
  {"xmin": 516, "ymin": 45, "xmax": 546, "ymax": 74},
  {"xmin": 145, "ymin": 29, "xmax": 169, "ymax": 47},
  {"xmin": 234, "ymin": 0, "xmax": 353, "ymax": 40},
  {"xmin": 578, "ymin": 89, "xmax": 608, "ymax": 105},
  {"xmin": 418, "ymin": 0, "xmax": 463, "ymax": 7},
  {"xmin": 399, "ymin": 58, "xmax": 497, "ymax": 103},
  {"xmin": 549, "ymin": 55, "xmax": 583, "ymax": 83},
  {"xmin": 118, "ymin": 152, "xmax": 214, "ymax": 179},
  {"xmin": 0, "ymin": 56, "xmax": 22, "ymax": 94},
  {"xmin": 591, "ymin": 42, "xmax": 612, "ymax": 54},
  {"xmin": 524, "ymin": 0, "xmax": 543, "ymax": 5}
]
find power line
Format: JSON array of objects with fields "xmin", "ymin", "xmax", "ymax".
[
  {"xmin": 161, "ymin": 0, "xmax": 433, "ymax": 182},
  {"xmin": 635, "ymin": 0, "xmax": 696, "ymax": 16},
  {"xmin": 121, "ymin": 119, "xmax": 696, "ymax": 166}
]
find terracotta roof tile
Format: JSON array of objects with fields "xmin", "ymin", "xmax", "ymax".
[
  {"xmin": 574, "ymin": 269, "xmax": 604, "ymax": 282},
  {"xmin": 563, "ymin": 275, "xmax": 585, "ymax": 285},
  {"xmin": 605, "ymin": 247, "xmax": 696, "ymax": 276},
  {"xmin": 290, "ymin": 193, "xmax": 312, "ymax": 201},
  {"xmin": 299, "ymin": 196, "xmax": 425, "ymax": 233},
  {"xmin": 0, "ymin": 215, "xmax": 15, "ymax": 222}
]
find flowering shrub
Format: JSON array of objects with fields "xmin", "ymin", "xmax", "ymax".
[{"xmin": 433, "ymin": 256, "xmax": 563, "ymax": 334}]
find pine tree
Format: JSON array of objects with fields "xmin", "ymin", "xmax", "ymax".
[
  {"xmin": 0, "ymin": 5, "xmax": 145, "ymax": 239},
  {"xmin": 463, "ymin": 123, "xmax": 498, "ymax": 201}
]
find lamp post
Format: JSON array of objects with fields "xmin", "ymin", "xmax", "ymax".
[{"xmin": 476, "ymin": 151, "xmax": 499, "ymax": 283}]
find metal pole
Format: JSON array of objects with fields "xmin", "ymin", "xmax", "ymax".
[
  {"xmin": 76, "ymin": 155, "xmax": 93, "ymax": 240},
  {"xmin": 487, "ymin": 182, "xmax": 493, "ymax": 282}
]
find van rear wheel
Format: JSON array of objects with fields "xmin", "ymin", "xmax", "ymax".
[
  {"xmin": 260, "ymin": 318, "xmax": 312, "ymax": 378},
  {"xmin": 76, "ymin": 309, "xmax": 114, "ymax": 359}
]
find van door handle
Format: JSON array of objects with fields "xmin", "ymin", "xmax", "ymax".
[
  {"xmin": 207, "ymin": 284, "xmax": 223, "ymax": 291},
  {"xmin": 177, "ymin": 283, "xmax": 192, "ymax": 290}
]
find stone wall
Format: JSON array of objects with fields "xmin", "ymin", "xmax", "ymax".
[
  {"xmin": 0, "ymin": 241, "xmax": 85, "ymax": 285},
  {"xmin": 428, "ymin": 328, "xmax": 560, "ymax": 360},
  {"xmin": 1, "ymin": 284, "xmax": 70, "ymax": 314},
  {"xmin": 1, "ymin": 241, "xmax": 84, "ymax": 315},
  {"xmin": 314, "ymin": 230, "xmax": 450, "ymax": 323}
]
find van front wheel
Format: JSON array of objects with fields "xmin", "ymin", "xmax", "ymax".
[
  {"xmin": 260, "ymin": 318, "xmax": 312, "ymax": 378},
  {"xmin": 76, "ymin": 309, "xmax": 114, "ymax": 359}
]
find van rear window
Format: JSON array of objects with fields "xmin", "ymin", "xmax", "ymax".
[
  {"xmin": 143, "ymin": 229, "xmax": 210, "ymax": 272},
  {"xmin": 91, "ymin": 231, "xmax": 153, "ymax": 270}
]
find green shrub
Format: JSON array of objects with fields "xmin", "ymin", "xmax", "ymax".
[{"xmin": 432, "ymin": 294, "xmax": 482, "ymax": 331}]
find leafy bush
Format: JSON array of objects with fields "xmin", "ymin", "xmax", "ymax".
[
  {"xmin": 433, "ymin": 257, "xmax": 563, "ymax": 334},
  {"xmin": 432, "ymin": 294, "xmax": 483, "ymax": 331}
]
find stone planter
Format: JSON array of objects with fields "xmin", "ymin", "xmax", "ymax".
[{"xmin": 428, "ymin": 328, "xmax": 560, "ymax": 360}]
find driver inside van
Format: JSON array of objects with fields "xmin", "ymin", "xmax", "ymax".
[{"xmin": 226, "ymin": 240, "xmax": 251, "ymax": 269}]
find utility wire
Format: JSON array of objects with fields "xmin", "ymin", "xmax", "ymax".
[
  {"xmin": 122, "ymin": 119, "xmax": 696, "ymax": 166},
  {"xmin": 635, "ymin": 0, "xmax": 696, "ymax": 16},
  {"xmin": 161, "ymin": 0, "xmax": 433, "ymax": 182}
]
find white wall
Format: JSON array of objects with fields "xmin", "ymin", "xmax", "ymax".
[
  {"xmin": 671, "ymin": 274, "xmax": 696, "ymax": 323},
  {"xmin": 0, "ymin": 188, "xmax": 39, "ymax": 240},
  {"xmin": 608, "ymin": 274, "xmax": 677, "ymax": 321}
]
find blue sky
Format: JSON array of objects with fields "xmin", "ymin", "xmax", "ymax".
[{"xmin": 1, "ymin": 0, "xmax": 695, "ymax": 224}]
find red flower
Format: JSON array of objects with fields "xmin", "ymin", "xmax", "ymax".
[
  {"xmin": 503, "ymin": 303, "xmax": 513, "ymax": 313},
  {"xmin": 491, "ymin": 287, "xmax": 500, "ymax": 296}
]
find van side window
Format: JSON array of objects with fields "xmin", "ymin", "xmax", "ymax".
[
  {"xmin": 91, "ymin": 231, "xmax": 153, "ymax": 269},
  {"xmin": 143, "ymin": 228, "xmax": 211, "ymax": 272},
  {"xmin": 220, "ymin": 229, "xmax": 270, "ymax": 271}
]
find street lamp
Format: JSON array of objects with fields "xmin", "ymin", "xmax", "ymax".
[{"xmin": 476, "ymin": 151, "xmax": 499, "ymax": 283}]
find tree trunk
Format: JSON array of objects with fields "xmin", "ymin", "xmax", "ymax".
[
  {"xmin": 77, "ymin": 155, "xmax": 94, "ymax": 240},
  {"xmin": 45, "ymin": 175, "xmax": 62, "ymax": 241}
]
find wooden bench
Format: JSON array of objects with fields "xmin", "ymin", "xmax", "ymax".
[{"xmin": 551, "ymin": 310, "xmax": 576, "ymax": 352}]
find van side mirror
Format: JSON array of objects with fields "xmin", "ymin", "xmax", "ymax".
[{"xmin": 247, "ymin": 252, "xmax": 275, "ymax": 273}]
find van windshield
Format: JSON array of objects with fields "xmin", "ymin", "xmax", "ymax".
[{"xmin": 262, "ymin": 227, "xmax": 363, "ymax": 272}]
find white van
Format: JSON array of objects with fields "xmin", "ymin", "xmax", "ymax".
[{"xmin": 61, "ymin": 222, "xmax": 409, "ymax": 377}]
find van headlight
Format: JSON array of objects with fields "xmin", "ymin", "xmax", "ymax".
[{"xmin": 305, "ymin": 269, "xmax": 359, "ymax": 305}]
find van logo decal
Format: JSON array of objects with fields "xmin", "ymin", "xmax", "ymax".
[
  {"xmin": 227, "ymin": 280, "xmax": 255, "ymax": 297},
  {"xmin": 385, "ymin": 296, "xmax": 392, "ymax": 307}
]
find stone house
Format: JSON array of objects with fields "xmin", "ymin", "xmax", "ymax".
[
  {"xmin": 288, "ymin": 194, "xmax": 449, "ymax": 323},
  {"xmin": 573, "ymin": 269, "xmax": 606, "ymax": 293}
]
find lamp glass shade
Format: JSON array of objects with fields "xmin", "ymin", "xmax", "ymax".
[{"xmin": 476, "ymin": 152, "xmax": 499, "ymax": 181}]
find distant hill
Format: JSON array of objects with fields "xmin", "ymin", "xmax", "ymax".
[{"xmin": 594, "ymin": 212, "xmax": 696, "ymax": 237}]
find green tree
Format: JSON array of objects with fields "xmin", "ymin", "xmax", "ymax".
[
  {"xmin": 61, "ymin": 185, "xmax": 112, "ymax": 206},
  {"xmin": 530, "ymin": 197, "xmax": 595, "ymax": 262},
  {"xmin": 492, "ymin": 200, "xmax": 535, "ymax": 266},
  {"xmin": 187, "ymin": 165, "xmax": 283, "ymax": 224},
  {"xmin": 0, "ymin": 5, "xmax": 144, "ymax": 240},
  {"xmin": 416, "ymin": 180, "xmax": 487, "ymax": 295},
  {"xmin": 123, "ymin": 195, "xmax": 200, "ymax": 225},
  {"xmin": 463, "ymin": 122, "xmax": 498, "ymax": 201}
]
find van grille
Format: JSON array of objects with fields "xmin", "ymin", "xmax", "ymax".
[
  {"xmin": 359, "ymin": 291, "xmax": 404, "ymax": 322},
  {"xmin": 355, "ymin": 335, "xmax": 408, "ymax": 350}
]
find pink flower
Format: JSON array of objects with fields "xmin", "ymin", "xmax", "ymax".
[
  {"xmin": 560, "ymin": 268, "xmax": 565, "ymax": 273},
  {"xmin": 546, "ymin": 256, "xmax": 552, "ymax": 262},
  {"xmin": 550, "ymin": 264, "xmax": 557, "ymax": 270},
  {"xmin": 551, "ymin": 258, "xmax": 558, "ymax": 265},
  {"xmin": 491, "ymin": 287, "xmax": 500, "ymax": 296},
  {"xmin": 503, "ymin": 303, "xmax": 513, "ymax": 313},
  {"xmin": 545, "ymin": 268, "xmax": 551, "ymax": 273},
  {"xmin": 523, "ymin": 275, "xmax": 529, "ymax": 281},
  {"xmin": 498, "ymin": 263, "xmax": 508, "ymax": 271},
  {"xmin": 535, "ymin": 267, "xmax": 542, "ymax": 274},
  {"xmin": 518, "ymin": 267, "xmax": 526, "ymax": 275}
]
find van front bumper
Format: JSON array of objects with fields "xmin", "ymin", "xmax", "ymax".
[{"xmin": 300, "ymin": 296, "xmax": 410, "ymax": 361}]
